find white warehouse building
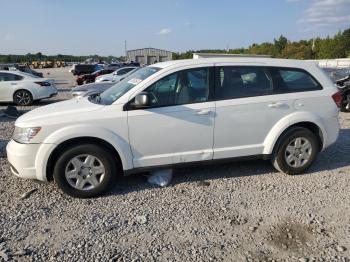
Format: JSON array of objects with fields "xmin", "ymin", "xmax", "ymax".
[{"xmin": 127, "ymin": 48, "xmax": 172, "ymax": 65}]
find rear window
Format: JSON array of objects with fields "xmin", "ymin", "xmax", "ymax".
[{"xmin": 269, "ymin": 67, "xmax": 322, "ymax": 93}]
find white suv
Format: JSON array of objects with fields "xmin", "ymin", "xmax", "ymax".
[{"xmin": 7, "ymin": 58, "xmax": 340, "ymax": 198}]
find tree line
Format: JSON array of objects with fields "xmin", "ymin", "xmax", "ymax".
[
  {"xmin": 173, "ymin": 28, "xmax": 350, "ymax": 60},
  {"xmin": 1, "ymin": 28, "xmax": 349, "ymax": 64},
  {"xmin": 0, "ymin": 53, "xmax": 124, "ymax": 64}
]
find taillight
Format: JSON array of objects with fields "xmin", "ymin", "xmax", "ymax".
[
  {"xmin": 332, "ymin": 91, "xmax": 342, "ymax": 108},
  {"xmin": 34, "ymin": 81, "xmax": 51, "ymax": 87}
]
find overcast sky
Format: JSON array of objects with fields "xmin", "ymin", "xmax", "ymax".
[{"xmin": 1, "ymin": 0, "xmax": 349, "ymax": 56}]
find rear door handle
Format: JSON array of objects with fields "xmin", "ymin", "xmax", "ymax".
[
  {"xmin": 11, "ymin": 82, "xmax": 17, "ymax": 86},
  {"xmin": 195, "ymin": 109, "xmax": 211, "ymax": 115},
  {"xmin": 268, "ymin": 102, "xmax": 286, "ymax": 108}
]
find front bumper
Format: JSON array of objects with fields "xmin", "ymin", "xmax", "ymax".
[{"xmin": 6, "ymin": 140, "xmax": 41, "ymax": 180}]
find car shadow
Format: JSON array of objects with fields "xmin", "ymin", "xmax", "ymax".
[
  {"xmin": 307, "ymin": 128, "xmax": 350, "ymax": 173},
  {"xmin": 105, "ymin": 128, "xmax": 350, "ymax": 197},
  {"xmin": 0, "ymin": 139, "xmax": 9, "ymax": 158}
]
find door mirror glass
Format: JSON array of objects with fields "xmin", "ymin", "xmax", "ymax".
[{"xmin": 134, "ymin": 92, "xmax": 150, "ymax": 108}]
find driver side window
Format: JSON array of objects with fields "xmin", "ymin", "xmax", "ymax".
[{"xmin": 145, "ymin": 67, "xmax": 210, "ymax": 108}]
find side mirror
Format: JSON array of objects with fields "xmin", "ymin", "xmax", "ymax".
[{"xmin": 134, "ymin": 92, "xmax": 150, "ymax": 108}]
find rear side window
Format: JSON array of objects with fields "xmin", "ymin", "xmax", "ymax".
[
  {"xmin": 0, "ymin": 73, "xmax": 23, "ymax": 81},
  {"xmin": 269, "ymin": 67, "xmax": 322, "ymax": 93},
  {"xmin": 215, "ymin": 66, "xmax": 273, "ymax": 99}
]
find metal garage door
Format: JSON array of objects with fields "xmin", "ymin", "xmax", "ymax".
[
  {"xmin": 147, "ymin": 56, "xmax": 157, "ymax": 64},
  {"xmin": 159, "ymin": 56, "xmax": 169, "ymax": 62},
  {"xmin": 135, "ymin": 56, "xmax": 145, "ymax": 64}
]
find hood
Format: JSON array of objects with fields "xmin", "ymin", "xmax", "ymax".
[{"xmin": 16, "ymin": 98, "xmax": 103, "ymax": 127}]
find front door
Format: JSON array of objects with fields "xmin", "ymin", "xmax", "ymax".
[{"xmin": 127, "ymin": 67, "xmax": 215, "ymax": 168}]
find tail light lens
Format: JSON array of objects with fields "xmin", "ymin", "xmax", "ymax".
[
  {"xmin": 332, "ymin": 91, "xmax": 342, "ymax": 108},
  {"xmin": 35, "ymin": 81, "xmax": 51, "ymax": 87}
]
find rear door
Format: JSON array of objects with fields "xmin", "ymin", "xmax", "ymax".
[{"xmin": 213, "ymin": 65, "xmax": 295, "ymax": 159}]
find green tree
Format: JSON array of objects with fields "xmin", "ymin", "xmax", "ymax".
[{"xmin": 274, "ymin": 35, "xmax": 288, "ymax": 54}]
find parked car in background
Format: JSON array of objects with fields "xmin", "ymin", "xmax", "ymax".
[
  {"xmin": 0, "ymin": 63, "xmax": 16, "ymax": 70},
  {"xmin": 7, "ymin": 58, "xmax": 340, "ymax": 198},
  {"xmin": 106, "ymin": 63, "xmax": 122, "ymax": 71},
  {"xmin": 123, "ymin": 62, "xmax": 140, "ymax": 67},
  {"xmin": 0, "ymin": 70, "xmax": 57, "ymax": 105},
  {"xmin": 322, "ymin": 67, "xmax": 350, "ymax": 112},
  {"xmin": 95, "ymin": 67, "xmax": 138, "ymax": 83},
  {"xmin": 71, "ymin": 82, "xmax": 114, "ymax": 98},
  {"xmin": 336, "ymin": 74, "xmax": 350, "ymax": 112},
  {"xmin": 16, "ymin": 65, "xmax": 43, "ymax": 78},
  {"xmin": 76, "ymin": 69, "xmax": 115, "ymax": 85},
  {"xmin": 0, "ymin": 64, "xmax": 43, "ymax": 77},
  {"xmin": 71, "ymin": 64, "xmax": 104, "ymax": 76},
  {"xmin": 322, "ymin": 67, "xmax": 350, "ymax": 82}
]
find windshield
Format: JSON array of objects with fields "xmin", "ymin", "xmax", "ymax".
[{"xmin": 98, "ymin": 67, "xmax": 160, "ymax": 105}]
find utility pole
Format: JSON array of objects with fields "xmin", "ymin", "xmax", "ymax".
[{"xmin": 124, "ymin": 40, "xmax": 127, "ymax": 61}]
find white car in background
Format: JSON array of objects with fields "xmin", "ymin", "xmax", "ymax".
[
  {"xmin": 0, "ymin": 71, "xmax": 57, "ymax": 105},
  {"xmin": 95, "ymin": 67, "xmax": 138, "ymax": 83}
]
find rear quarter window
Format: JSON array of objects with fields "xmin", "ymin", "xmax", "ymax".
[
  {"xmin": 269, "ymin": 67, "xmax": 322, "ymax": 93},
  {"xmin": 0, "ymin": 73, "xmax": 23, "ymax": 81}
]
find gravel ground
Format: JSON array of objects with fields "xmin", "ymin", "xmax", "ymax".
[{"xmin": 0, "ymin": 68, "xmax": 350, "ymax": 261}]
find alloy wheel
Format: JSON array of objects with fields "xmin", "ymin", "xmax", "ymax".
[
  {"xmin": 65, "ymin": 154, "xmax": 106, "ymax": 191},
  {"xmin": 15, "ymin": 91, "xmax": 31, "ymax": 105},
  {"xmin": 284, "ymin": 137, "xmax": 312, "ymax": 168}
]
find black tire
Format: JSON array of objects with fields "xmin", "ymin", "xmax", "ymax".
[
  {"xmin": 13, "ymin": 90, "xmax": 33, "ymax": 106},
  {"xmin": 339, "ymin": 94, "xmax": 350, "ymax": 112},
  {"xmin": 271, "ymin": 127, "xmax": 319, "ymax": 175},
  {"xmin": 53, "ymin": 144, "xmax": 118, "ymax": 198}
]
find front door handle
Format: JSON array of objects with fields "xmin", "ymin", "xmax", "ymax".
[
  {"xmin": 195, "ymin": 109, "xmax": 211, "ymax": 115},
  {"xmin": 268, "ymin": 102, "xmax": 286, "ymax": 108}
]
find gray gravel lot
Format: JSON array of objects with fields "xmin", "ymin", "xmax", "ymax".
[{"xmin": 0, "ymin": 68, "xmax": 350, "ymax": 261}]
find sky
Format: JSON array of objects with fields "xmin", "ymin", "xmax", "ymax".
[{"xmin": 0, "ymin": 0, "xmax": 350, "ymax": 56}]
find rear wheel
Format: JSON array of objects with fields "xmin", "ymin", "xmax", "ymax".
[
  {"xmin": 340, "ymin": 93, "xmax": 350, "ymax": 112},
  {"xmin": 13, "ymin": 90, "xmax": 33, "ymax": 106},
  {"xmin": 271, "ymin": 127, "xmax": 319, "ymax": 175},
  {"xmin": 53, "ymin": 144, "xmax": 117, "ymax": 198}
]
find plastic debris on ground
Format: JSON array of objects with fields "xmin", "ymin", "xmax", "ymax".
[{"xmin": 147, "ymin": 169, "xmax": 173, "ymax": 187}]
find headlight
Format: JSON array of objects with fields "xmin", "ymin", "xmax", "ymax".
[{"xmin": 13, "ymin": 127, "xmax": 41, "ymax": 143}]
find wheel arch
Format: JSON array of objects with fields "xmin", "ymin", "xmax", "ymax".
[
  {"xmin": 13, "ymin": 89, "xmax": 33, "ymax": 103},
  {"xmin": 46, "ymin": 136, "xmax": 124, "ymax": 181},
  {"xmin": 263, "ymin": 113, "xmax": 326, "ymax": 155}
]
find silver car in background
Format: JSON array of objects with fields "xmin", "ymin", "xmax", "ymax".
[{"xmin": 71, "ymin": 82, "xmax": 114, "ymax": 98}]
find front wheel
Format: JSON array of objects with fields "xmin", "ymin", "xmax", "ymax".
[
  {"xmin": 13, "ymin": 90, "xmax": 33, "ymax": 106},
  {"xmin": 53, "ymin": 144, "xmax": 117, "ymax": 198},
  {"xmin": 271, "ymin": 127, "xmax": 319, "ymax": 175}
]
